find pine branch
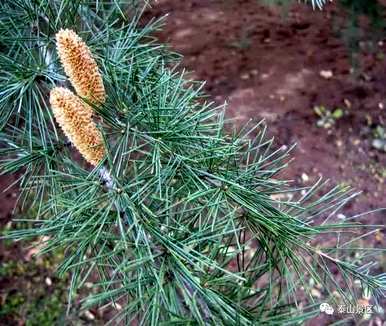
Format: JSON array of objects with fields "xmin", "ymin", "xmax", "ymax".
[{"xmin": 0, "ymin": 1, "xmax": 384, "ymax": 325}]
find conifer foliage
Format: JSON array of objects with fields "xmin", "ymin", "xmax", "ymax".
[{"xmin": 0, "ymin": 1, "xmax": 385, "ymax": 324}]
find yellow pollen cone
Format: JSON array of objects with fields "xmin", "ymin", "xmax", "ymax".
[
  {"xmin": 56, "ymin": 29, "xmax": 106, "ymax": 105},
  {"xmin": 50, "ymin": 87, "xmax": 105, "ymax": 166}
]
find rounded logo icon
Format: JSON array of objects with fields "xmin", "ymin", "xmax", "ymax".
[
  {"xmin": 320, "ymin": 303, "xmax": 334, "ymax": 315},
  {"xmin": 319, "ymin": 303, "xmax": 329, "ymax": 312}
]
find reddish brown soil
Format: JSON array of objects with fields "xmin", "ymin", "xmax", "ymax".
[
  {"xmin": 144, "ymin": 0, "xmax": 386, "ymax": 219},
  {"xmin": 1, "ymin": 1, "xmax": 385, "ymax": 324}
]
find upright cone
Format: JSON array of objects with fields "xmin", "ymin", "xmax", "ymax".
[
  {"xmin": 56, "ymin": 29, "xmax": 106, "ymax": 104},
  {"xmin": 50, "ymin": 87, "xmax": 105, "ymax": 166}
]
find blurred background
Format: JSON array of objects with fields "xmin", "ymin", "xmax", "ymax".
[{"xmin": 1, "ymin": 0, "xmax": 386, "ymax": 324}]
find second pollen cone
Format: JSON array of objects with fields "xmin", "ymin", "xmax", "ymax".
[{"xmin": 50, "ymin": 87, "xmax": 105, "ymax": 166}]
